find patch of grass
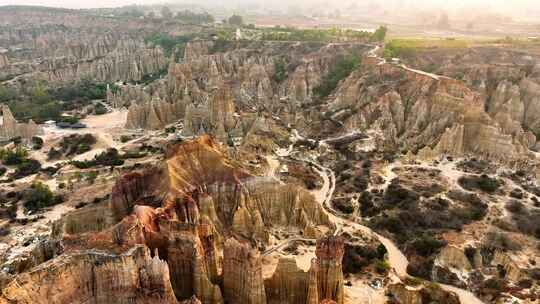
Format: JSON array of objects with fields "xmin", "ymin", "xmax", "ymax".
[
  {"xmin": 383, "ymin": 38, "xmax": 470, "ymax": 60},
  {"xmin": 260, "ymin": 26, "xmax": 374, "ymax": 42}
]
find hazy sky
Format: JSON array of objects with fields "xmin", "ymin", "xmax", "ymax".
[
  {"xmin": 0, "ymin": 0, "xmax": 538, "ymax": 13},
  {"xmin": 0, "ymin": 0, "xmax": 164, "ymax": 8}
]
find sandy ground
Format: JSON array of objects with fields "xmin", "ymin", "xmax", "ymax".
[
  {"xmin": 31, "ymin": 109, "xmax": 129, "ymax": 164},
  {"xmin": 345, "ymin": 278, "xmax": 387, "ymax": 304}
]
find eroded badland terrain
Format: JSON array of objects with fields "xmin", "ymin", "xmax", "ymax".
[{"xmin": 0, "ymin": 4, "xmax": 539, "ymax": 304}]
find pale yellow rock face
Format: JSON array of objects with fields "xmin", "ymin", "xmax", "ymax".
[
  {"xmin": 0, "ymin": 54, "xmax": 8, "ymax": 69},
  {"xmin": 0, "ymin": 246, "xmax": 178, "ymax": 304},
  {"xmin": 328, "ymin": 56, "xmax": 535, "ymax": 163},
  {"xmin": 435, "ymin": 246, "xmax": 472, "ymax": 272},
  {"xmin": 264, "ymin": 257, "xmax": 310, "ymax": 304},
  {"xmin": 223, "ymin": 238, "xmax": 267, "ymax": 304},
  {"xmin": 0, "ymin": 105, "xmax": 43, "ymax": 140},
  {"xmin": 492, "ymin": 251, "xmax": 523, "ymax": 282}
]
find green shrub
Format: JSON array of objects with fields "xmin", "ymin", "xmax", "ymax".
[
  {"xmin": 408, "ymin": 234, "xmax": 447, "ymax": 257},
  {"xmin": 209, "ymin": 38, "xmax": 233, "ymax": 54},
  {"xmin": 228, "ymin": 14, "xmax": 244, "ymax": 26},
  {"xmin": 47, "ymin": 148, "xmax": 62, "ymax": 160},
  {"xmin": 1, "ymin": 147, "xmax": 29, "ymax": 165},
  {"xmin": 59, "ymin": 134, "xmax": 97, "ymax": 156},
  {"xmin": 72, "ymin": 148, "xmax": 124, "ymax": 169},
  {"xmin": 31, "ymin": 136, "xmax": 44, "ymax": 150},
  {"xmin": 120, "ymin": 135, "xmax": 132, "ymax": 143},
  {"xmin": 145, "ymin": 34, "xmax": 193, "ymax": 57},
  {"xmin": 121, "ymin": 151, "xmax": 148, "ymax": 159},
  {"xmin": 371, "ymin": 26, "xmax": 387, "ymax": 42},
  {"xmin": 23, "ymin": 182, "xmax": 63, "ymax": 212},
  {"xmin": 458, "ymin": 174, "xmax": 501, "ymax": 193},
  {"xmin": 175, "ymin": 10, "xmax": 214, "ymax": 24},
  {"xmin": 375, "ymin": 259, "xmax": 390, "ymax": 274},
  {"xmin": 0, "ymin": 85, "xmax": 17, "ymax": 102},
  {"xmin": 85, "ymin": 171, "xmax": 98, "ymax": 184},
  {"xmin": 94, "ymin": 103, "xmax": 107, "ymax": 115},
  {"xmin": 272, "ymin": 57, "xmax": 289, "ymax": 83},
  {"xmin": 313, "ymin": 54, "xmax": 360, "ymax": 98},
  {"xmin": 13, "ymin": 159, "xmax": 42, "ymax": 179}
]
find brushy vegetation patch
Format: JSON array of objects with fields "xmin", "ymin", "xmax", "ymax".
[
  {"xmin": 145, "ymin": 33, "xmax": 194, "ymax": 57},
  {"xmin": 174, "ymin": 10, "xmax": 214, "ymax": 25},
  {"xmin": 504, "ymin": 201, "xmax": 540, "ymax": 239},
  {"xmin": 272, "ymin": 56, "xmax": 289, "ymax": 83},
  {"xmin": 313, "ymin": 54, "xmax": 360, "ymax": 98},
  {"xmin": 383, "ymin": 38, "xmax": 470, "ymax": 60},
  {"xmin": 48, "ymin": 134, "xmax": 97, "ymax": 160},
  {"xmin": 3, "ymin": 80, "xmax": 118, "ymax": 123},
  {"xmin": 343, "ymin": 240, "xmax": 387, "ymax": 274},
  {"xmin": 0, "ymin": 147, "xmax": 42, "ymax": 179},
  {"xmin": 71, "ymin": 148, "xmax": 124, "ymax": 169},
  {"xmin": 458, "ymin": 174, "xmax": 502, "ymax": 193},
  {"xmin": 366, "ymin": 178, "xmax": 488, "ymax": 280},
  {"xmin": 23, "ymin": 182, "xmax": 63, "ymax": 212},
  {"xmin": 261, "ymin": 27, "xmax": 373, "ymax": 42}
]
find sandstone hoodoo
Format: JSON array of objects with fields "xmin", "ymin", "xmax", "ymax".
[
  {"xmin": 0, "ymin": 105, "xmax": 43, "ymax": 140},
  {"xmin": 1, "ymin": 3, "xmax": 540, "ymax": 304}
]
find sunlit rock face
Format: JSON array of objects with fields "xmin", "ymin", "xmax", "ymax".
[
  {"xmin": 325, "ymin": 55, "xmax": 535, "ymax": 164},
  {"xmin": 0, "ymin": 7, "xmax": 168, "ymax": 84},
  {"xmin": 0, "ymin": 105, "xmax": 43, "ymax": 140},
  {"xmin": 119, "ymin": 41, "xmax": 371, "ymax": 136},
  {"xmin": 1, "ymin": 135, "xmax": 337, "ymax": 303},
  {"xmin": 0, "ymin": 54, "xmax": 8, "ymax": 69},
  {"xmin": 0, "ymin": 245, "xmax": 178, "ymax": 304}
]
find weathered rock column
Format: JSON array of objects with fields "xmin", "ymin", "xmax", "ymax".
[
  {"xmin": 223, "ymin": 238, "xmax": 267, "ymax": 304},
  {"xmin": 315, "ymin": 236, "xmax": 345, "ymax": 304}
]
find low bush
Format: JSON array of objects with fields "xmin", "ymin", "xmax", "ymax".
[
  {"xmin": 0, "ymin": 147, "xmax": 28, "ymax": 166},
  {"xmin": 31, "ymin": 136, "xmax": 44, "ymax": 150},
  {"xmin": 23, "ymin": 182, "xmax": 63, "ymax": 212},
  {"xmin": 458, "ymin": 174, "xmax": 501, "ymax": 193},
  {"xmin": 58, "ymin": 134, "xmax": 97, "ymax": 156},
  {"xmin": 483, "ymin": 230, "xmax": 522, "ymax": 251},
  {"xmin": 12, "ymin": 159, "xmax": 42, "ymax": 179},
  {"xmin": 407, "ymin": 234, "xmax": 447, "ymax": 257},
  {"xmin": 374, "ymin": 259, "xmax": 390, "ymax": 274},
  {"xmin": 332, "ymin": 198, "xmax": 354, "ymax": 214},
  {"xmin": 383, "ymin": 179, "xmax": 420, "ymax": 208},
  {"xmin": 72, "ymin": 148, "xmax": 124, "ymax": 169},
  {"xmin": 505, "ymin": 200, "xmax": 524, "ymax": 214}
]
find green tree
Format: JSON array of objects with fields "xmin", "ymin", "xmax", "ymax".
[
  {"xmin": 228, "ymin": 14, "xmax": 244, "ymax": 26},
  {"xmin": 371, "ymin": 26, "xmax": 387, "ymax": 42},
  {"xmin": 272, "ymin": 57, "xmax": 288, "ymax": 83},
  {"xmin": 30, "ymin": 84, "xmax": 51, "ymax": 104},
  {"xmin": 161, "ymin": 6, "xmax": 173, "ymax": 19},
  {"xmin": 313, "ymin": 54, "xmax": 360, "ymax": 98},
  {"xmin": 0, "ymin": 85, "xmax": 16, "ymax": 102},
  {"xmin": 23, "ymin": 182, "xmax": 60, "ymax": 212}
]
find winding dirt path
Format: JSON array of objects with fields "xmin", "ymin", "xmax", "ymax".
[
  {"xmin": 286, "ymin": 124, "xmax": 484, "ymax": 303},
  {"xmin": 310, "ymin": 157, "xmax": 484, "ymax": 304}
]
